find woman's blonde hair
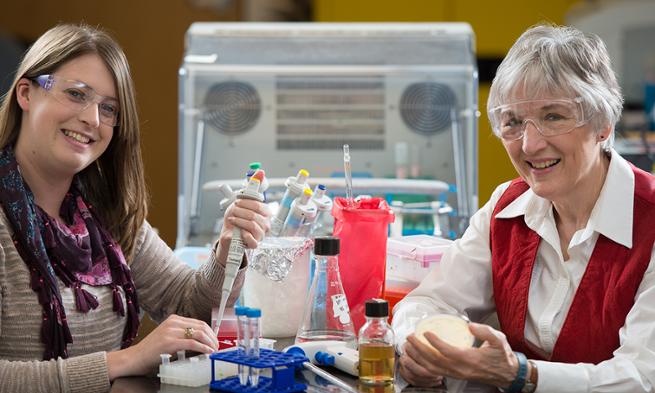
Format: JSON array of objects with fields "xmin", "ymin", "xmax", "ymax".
[{"xmin": 0, "ymin": 24, "xmax": 148, "ymax": 259}]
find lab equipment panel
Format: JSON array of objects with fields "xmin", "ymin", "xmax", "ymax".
[{"xmin": 178, "ymin": 23, "xmax": 478, "ymax": 247}]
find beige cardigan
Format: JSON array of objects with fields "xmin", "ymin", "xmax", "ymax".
[{"xmin": 0, "ymin": 211, "xmax": 243, "ymax": 393}]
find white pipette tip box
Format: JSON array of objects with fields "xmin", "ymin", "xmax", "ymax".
[
  {"xmin": 158, "ymin": 338, "xmax": 277, "ymax": 387},
  {"xmin": 158, "ymin": 353, "xmax": 212, "ymax": 387}
]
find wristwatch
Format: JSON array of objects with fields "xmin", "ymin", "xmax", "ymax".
[
  {"xmin": 522, "ymin": 360, "xmax": 538, "ymax": 393},
  {"xmin": 500, "ymin": 352, "xmax": 528, "ymax": 393}
]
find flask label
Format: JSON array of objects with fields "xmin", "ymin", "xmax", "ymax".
[{"xmin": 332, "ymin": 294, "xmax": 351, "ymax": 324}]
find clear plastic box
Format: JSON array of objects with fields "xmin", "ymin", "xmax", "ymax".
[
  {"xmin": 385, "ymin": 235, "xmax": 452, "ymax": 313},
  {"xmin": 386, "ymin": 235, "xmax": 452, "ymax": 289}
]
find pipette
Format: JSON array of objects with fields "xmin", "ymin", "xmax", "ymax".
[
  {"xmin": 280, "ymin": 188, "xmax": 317, "ymax": 237},
  {"xmin": 271, "ymin": 169, "xmax": 310, "ymax": 236},
  {"xmin": 285, "ymin": 344, "xmax": 358, "ymax": 393},
  {"xmin": 343, "ymin": 145, "xmax": 354, "ymax": 207},
  {"xmin": 245, "ymin": 162, "xmax": 269, "ymax": 195},
  {"xmin": 302, "ymin": 362, "xmax": 358, "ymax": 393},
  {"xmin": 305, "ymin": 184, "xmax": 333, "ymax": 237},
  {"xmin": 213, "ymin": 170, "xmax": 266, "ymax": 336}
]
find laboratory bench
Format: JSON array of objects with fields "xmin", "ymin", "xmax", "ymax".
[
  {"xmin": 110, "ymin": 369, "xmax": 496, "ymax": 393},
  {"xmin": 110, "ymin": 338, "xmax": 496, "ymax": 393}
]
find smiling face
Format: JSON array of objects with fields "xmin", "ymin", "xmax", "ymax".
[
  {"xmin": 15, "ymin": 53, "xmax": 116, "ymax": 181},
  {"xmin": 500, "ymin": 91, "xmax": 610, "ymax": 204}
]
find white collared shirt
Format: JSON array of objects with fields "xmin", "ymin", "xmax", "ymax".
[{"xmin": 392, "ymin": 150, "xmax": 655, "ymax": 393}]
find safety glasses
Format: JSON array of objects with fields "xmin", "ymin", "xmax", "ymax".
[
  {"xmin": 489, "ymin": 97, "xmax": 587, "ymax": 141},
  {"xmin": 32, "ymin": 74, "xmax": 120, "ymax": 127}
]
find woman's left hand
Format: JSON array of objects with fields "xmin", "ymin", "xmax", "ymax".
[
  {"xmin": 216, "ymin": 199, "xmax": 270, "ymax": 265},
  {"xmin": 403, "ymin": 322, "xmax": 519, "ymax": 388}
]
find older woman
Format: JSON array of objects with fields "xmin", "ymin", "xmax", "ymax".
[
  {"xmin": 0, "ymin": 24, "xmax": 269, "ymax": 393},
  {"xmin": 393, "ymin": 24, "xmax": 655, "ymax": 393}
]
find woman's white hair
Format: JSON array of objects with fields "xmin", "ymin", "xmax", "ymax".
[{"xmin": 487, "ymin": 24, "xmax": 623, "ymax": 150}]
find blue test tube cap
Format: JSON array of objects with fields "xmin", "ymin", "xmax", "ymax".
[
  {"xmin": 246, "ymin": 308, "xmax": 262, "ymax": 318},
  {"xmin": 235, "ymin": 306, "xmax": 249, "ymax": 316},
  {"xmin": 317, "ymin": 184, "xmax": 326, "ymax": 190}
]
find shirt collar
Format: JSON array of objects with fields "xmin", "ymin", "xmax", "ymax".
[{"xmin": 495, "ymin": 149, "xmax": 634, "ymax": 248}]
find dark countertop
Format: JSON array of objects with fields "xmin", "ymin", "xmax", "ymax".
[
  {"xmin": 111, "ymin": 369, "xmax": 497, "ymax": 393},
  {"xmin": 110, "ymin": 368, "xmax": 496, "ymax": 393},
  {"xmin": 110, "ymin": 338, "xmax": 496, "ymax": 393}
]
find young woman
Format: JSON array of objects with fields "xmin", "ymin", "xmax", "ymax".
[{"xmin": 0, "ymin": 24, "xmax": 269, "ymax": 393}]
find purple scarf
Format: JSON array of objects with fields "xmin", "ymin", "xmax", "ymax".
[{"xmin": 0, "ymin": 146, "xmax": 140, "ymax": 360}]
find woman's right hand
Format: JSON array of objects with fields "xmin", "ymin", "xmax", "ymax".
[
  {"xmin": 215, "ymin": 198, "xmax": 270, "ymax": 266},
  {"xmin": 107, "ymin": 314, "xmax": 218, "ymax": 380}
]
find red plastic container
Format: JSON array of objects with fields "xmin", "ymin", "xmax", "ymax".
[
  {"xmin": 332, "ymin": 197, "xmax": 394, "ymax": 332},
  {"xmin": 216, "ymin": 308, "xmax": 238, "ymax": 350}
]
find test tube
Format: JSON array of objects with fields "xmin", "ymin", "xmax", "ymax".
[
  {"xmin": 247, "ymin": 308, "xmax": 262, "ymax": 387},
  {"xmin": 235, "ymin": 306, "xmax": 250, "ymax": 386}
]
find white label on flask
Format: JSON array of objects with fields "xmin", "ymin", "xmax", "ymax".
[{"xmin": 332, "ymin": 294, "xmax": 351, "ymax": 324}]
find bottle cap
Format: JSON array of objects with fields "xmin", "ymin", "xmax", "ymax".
[
  {"xmin": 246, "ymin": 308, "xmax": 262, "ymax": 318},
  {"xmin": 365, "ymin": 298, "xmax": 389, "ymax": 317},
  {"xmin": 314, "ymin": 236, "xmax": 340, "ymax": 256},
  {"xmin": 235, "ymin": 306, "xmax": 249, "ymax": 316}
]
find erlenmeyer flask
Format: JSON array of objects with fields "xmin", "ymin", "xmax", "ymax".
[{"xmin": 296, "ymin": 236, "xmax": 356, "ymax": 345}]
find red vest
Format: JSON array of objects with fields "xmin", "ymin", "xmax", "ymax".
[{"xmin": 490, "ymin": 165, "xmax": 655, "ymax": 364}]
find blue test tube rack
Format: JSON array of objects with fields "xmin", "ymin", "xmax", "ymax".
[{"xmin": 210, "ymin": 349, "xmax": 308, "ymax": 393}]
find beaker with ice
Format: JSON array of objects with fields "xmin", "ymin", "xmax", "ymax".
[
  {"xmin": 243, "ymin": 237, "xmax": 313, "ymax": 337},
  {"xmin": 296, "ymin": 236, "xmax": 356, "ymax": 345}
]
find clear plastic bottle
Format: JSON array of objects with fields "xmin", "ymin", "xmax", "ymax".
[
  {"xmin": 296, "ymin": 236, "xmax": 356, "ymax": 345},
  {"xmin": 358, "ymin": 299, "xmax": 395, "ymax": 385}
]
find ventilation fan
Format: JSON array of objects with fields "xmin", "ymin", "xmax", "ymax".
[
  {"xmin": 399, "ymin": 82, "xmax": 456, "ymax": 135},
  {"xmin": 203, "ymin": 81, "xmax": 262, "ymax": 136}
]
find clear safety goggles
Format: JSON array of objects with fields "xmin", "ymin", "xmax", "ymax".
[
  {"xmin": 32, "ymin": 74, "xmax": 120, "ymax": 127},
  {"xmin": 488, "ymin": 97, "xmax": 587, "ymax": 141}
]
